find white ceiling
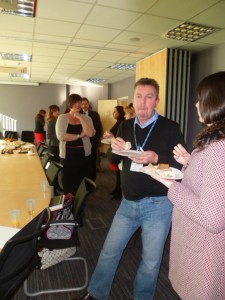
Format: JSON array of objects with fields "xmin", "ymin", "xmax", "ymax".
[{"xmin": 0, "ymin": 0, "xmax": 225, "ymax": 86}]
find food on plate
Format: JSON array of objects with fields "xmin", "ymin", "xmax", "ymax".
[
  {"xmin": 157, "ymin": 169, "xmax": 176, "ymax": 179},
  {"xmin": 124, "ymin": 141, "xmax": 131, "ymax": 150},
  {"xmin": 146, "ymin": 163, "xmax": 176, "ymax": 179},
  {"xmin": 157, "ymin": 163, "xmax": 169, "ymax": 170},
  {"xmin": 147, "ymin": 163, "xmax": 154, "ymax": 169}
]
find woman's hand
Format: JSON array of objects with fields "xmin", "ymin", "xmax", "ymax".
[{"xmin": 173, "ymin": 144, "xmax": 190, "ymax": 167}]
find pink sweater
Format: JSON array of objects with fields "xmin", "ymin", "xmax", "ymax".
[{"xmin": 168, "ymin": 139, "xmax": 225, "ymax": 300}]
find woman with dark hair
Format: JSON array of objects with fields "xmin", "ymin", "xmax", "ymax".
[
  {"xmin": 104, "ymin": 105, "xmax": 125, "ymax": 200},
  {"xmin": 34, "ymin": 109, "xmax": 46, "ymax": 144},
  {"xmin": 56, "ymin": 94, "xmax": 95, "ymax": 195},
  {"xmin": 46, "ymin": 105, "xmax": 60, "ymax": 162},
  {"xmin": 152, "ymin": 72, "xmax": 225, "ymax": 300}
]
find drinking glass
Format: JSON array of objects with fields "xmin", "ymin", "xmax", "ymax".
[
  {"xmin": 9, "ymin": 209, "xmax": 21, "ymax": 228},
  {"xmin": 26, "ymin": 199, "xmax": 36, "ymax": 216}
]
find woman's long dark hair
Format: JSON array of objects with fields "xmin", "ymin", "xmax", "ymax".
[{"xmin": 193, "ymin": 72, "xmax": 225, "ymax": 150}]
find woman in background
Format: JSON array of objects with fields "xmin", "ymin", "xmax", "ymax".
[
  {"xmin": 34, "ymin": 109, "xmax": 46, "ymax": 144},
  {"xmin": 56, "ymin": 94, "xmax": 95, "ymax": 195},
  {"xmin": 124, "ymin": 103, "xmax": 136, "ymax": 120},
  {"xmin": 46, "ymin": 105, "xmax": 60, "ymax": 162},
  {"xmin": 104, "ymin": 105, "xmax": 125, "ymax": 200},
  {"xmin": 153, "ymin": 72, "xmax": 225, "ymax": 300}
]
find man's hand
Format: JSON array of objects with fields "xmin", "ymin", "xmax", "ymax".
[
  {"xmin": 130, "ymin": 150, "xmax": 158, "ymax": 165},
  {"xmin": 111, "ymin": 137, "xmax": 125, "ymax": 151}
]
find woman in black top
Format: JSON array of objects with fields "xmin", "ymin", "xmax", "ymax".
[
  {"xmin": 105, "ymin": 105, "xmax": 125, "ymax": 200},
  {"xmin": 56, "ymin": 94, "xmax": 95, "ymax": 195},
  {"xmin": 34, "ymin": 109, "xmax": 46, "ymax": 144}
]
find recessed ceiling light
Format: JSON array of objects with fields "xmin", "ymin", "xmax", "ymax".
[
  {"xmin": 108, "ymin": 63, "xmax": 135, "ymax": 70},
  {"xmin": 129, "ymin": 37, "xmax": 141, "ymax": 42},
  {"xmin": 1, "ymin": 52, "xmax": 32, "ymax": 62},
  {"xmin": 86, "ymin": 78, "xmax": 106, "ymax": 84},
  {"xmin": 0, "ymin": 0, "xmax": 36, "ymax": 17},
  {"xmin": 164, "ymin": 22, "xmax": 218, "ymax": 42}
]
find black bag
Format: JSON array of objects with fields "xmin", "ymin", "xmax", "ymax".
[{"xmin": 46, "ymin": 193, "xmax": 74, "ymax": 240}]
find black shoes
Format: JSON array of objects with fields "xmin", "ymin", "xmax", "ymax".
[{"xmin": 72, "ymin": 292, "xmax": 99, "ymax": 300}]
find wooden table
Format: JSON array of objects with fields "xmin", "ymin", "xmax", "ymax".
[{"xmin": 0, "ymin": 149, "xmax": 51, "ymax": 228}]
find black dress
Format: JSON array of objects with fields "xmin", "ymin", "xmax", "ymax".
[{"xmin": 60, "ymin": 123, "xmax": 92, "ymax": 195}]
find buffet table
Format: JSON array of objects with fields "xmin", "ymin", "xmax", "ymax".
[{"xmin": 0, "ymin": 141, "xmax": 51, "ymax": 228}]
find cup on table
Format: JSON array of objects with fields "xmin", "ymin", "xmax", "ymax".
[
  {"xmin": 9, "ymin": 209, "xmax": 21, "ymax": 228},
  {"xmin": 40, "ymin": 179, "xmax": 48, "ymax": 193},
  {"xmin": 26, "ymin": 199, "xmax": 36, "ymax": 216}
]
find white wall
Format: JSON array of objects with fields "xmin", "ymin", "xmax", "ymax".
[
  {"xmin": 0, "ymin": 83, "xmax": 107, "ymax": 138},
  {"xmin": 109, "ymin": 76, "xmax": 136, "ymax": 101}
]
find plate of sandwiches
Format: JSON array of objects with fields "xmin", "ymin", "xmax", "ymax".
[{"xmin": 140, "ymin": 163, "xmax": 183, "ymax": 180}]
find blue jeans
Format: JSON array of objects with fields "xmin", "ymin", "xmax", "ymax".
[{"xmin": 88, "ymin": 196, "xmax": 173, "ymax": 300}]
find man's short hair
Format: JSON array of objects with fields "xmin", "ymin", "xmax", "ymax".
[{"xmin": 134, "ymin": 78, "xmax": 160, "ymax": 97}]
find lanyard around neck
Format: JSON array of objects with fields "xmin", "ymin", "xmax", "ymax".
[{"xmin": 133, "ymin": 117, "xmax": 158, "ymax": 150}]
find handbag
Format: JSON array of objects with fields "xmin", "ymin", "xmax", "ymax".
[
  {"xmin": 38, "ymin": 193, "xmax": 76, "ymax": 269},
  {"xmin": 46, "ymin": 193, "xmax": 74, "ymax": 240}
]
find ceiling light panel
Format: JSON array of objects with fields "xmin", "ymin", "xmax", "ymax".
[
  {"xmin": 164, "ymin": 22, "xmax": 218, "ymax": 42},
  {"xmin": 1, "ymin": 52, "xmax": 32, "ymax": 62},
  {"xmin": 86, "ymin": 78, "xmax": 106, "ymax": 84},
  {"xmin": 108, "ymin": 63, "xmax": 136, "ymax": 70},
  {"xmin": 0, "ymin": 0, "xmax": 36, "ymax": 17}
]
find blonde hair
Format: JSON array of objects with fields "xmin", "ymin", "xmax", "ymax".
[{"xmin": 124, "ymin": 105, "xmax": 135, "ymax": 119}]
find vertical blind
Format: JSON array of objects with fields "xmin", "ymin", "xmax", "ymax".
[{"xmin": 165, "ymin": 49, "xmax": 191, "ymax": 141}]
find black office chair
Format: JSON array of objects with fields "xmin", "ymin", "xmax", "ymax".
[
  {"xmin": 45, "ymin": 161, "xmax": 64, "ymax": 196},
  {"xmin": 37, "ymin": 144, "xmax": 48, "ymax": 158},
  {"xmin": 36, "ymin": 141, "xmax": 45, "ymax": 152},
  {"xmin": 41, "ymin": 152, "xmax": 54, "ymax": 170},
  {"xmin": 24, "ymin": 177, "xmax": 96, "ymax": 297},
  {"xmin": 21, "ymin": 131, "xmax": 35, "ymax": 143},
  {"xmin": 0, "ymin": 208, "xmax": 51, "ymax": 300},
  {"xmin": 4, "ymin": 131, "xmax": 18, "ymax": 140}
]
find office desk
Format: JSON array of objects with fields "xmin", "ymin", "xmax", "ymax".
[{"xmin": 0, "ymin": 151, "xmax": 51, "ymax": 228}]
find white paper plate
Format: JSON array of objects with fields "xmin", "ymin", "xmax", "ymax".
[
  {"xmin": 140, "ymin": 166, "xmax": 183, "ymax": 180},
  {"xmin": 101, "ymin": 138, "xmax": 112, "ymax": 145},
  {"xmin": 112, "ymin": 149, "xmax": 143, "ymax": 157}
]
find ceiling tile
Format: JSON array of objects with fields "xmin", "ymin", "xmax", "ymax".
[
  {"xmin": 35, "ymin": 19, "xmax": 80, "ymax": 37},
  {"xmin": 85, "ymin": 6, "xmax": 140, "ymax": 29},
  {"xmin": 36, "ymin": 0, "xmax": 93, "ymax": 23},
  {"xmin": 147, "ymin": 0, "xmax": 220, "ymax": 20},
  {"xmin": 127, "ymin": 15, "xmax": 182, "ymax": 35},
  {"xmin": 190, "ymin": 1, "xmax": 225, "ymax": 28},
  {"xmin": 97, "ymin": 0, "xmax": 156, "ymax": 12},
  {"xmin": 0, "ymin": 14, "xmax": 34, "ymax": 33},
  {"xmin": 76, "ymin": 25, "xmax": 120, "ymax": 42}
]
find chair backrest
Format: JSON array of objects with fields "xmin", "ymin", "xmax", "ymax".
[
  {"xmin": 4, "ymin": 131, "xmax": 18, "ymax": 140},
  {"xmin": 36, "ymin": 141, "xmax": 45, "ymax": 151},
  {"xmin": 37, "ymin": 144, "xmax": 48, "ymax": 157},
  {"xmin": 0, "ymin": 208, "xmax": 51, "ymax": 300},
  {"xmin": 73, "ymin": 177, "xmax": 96, "ymax": 221},
  {"xmin": 41, "ymin": 152, "xmax": 54, "ymax": 170},
  {"xmin": 45, "ymin": 161, "xmax": 63, "ymax": 187},
  {"xmin": 21, "ymin": 131, "xmax": 35, "ymax": 143}
]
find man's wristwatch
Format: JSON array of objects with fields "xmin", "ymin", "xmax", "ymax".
[{"xmin": 77, "ymin": 134, "xmax": 80, "ymax": 139}]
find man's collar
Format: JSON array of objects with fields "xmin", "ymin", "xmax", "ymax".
[{"xmin": 134, "ymin": 111, "xmax": 159, "ymax": 128}]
